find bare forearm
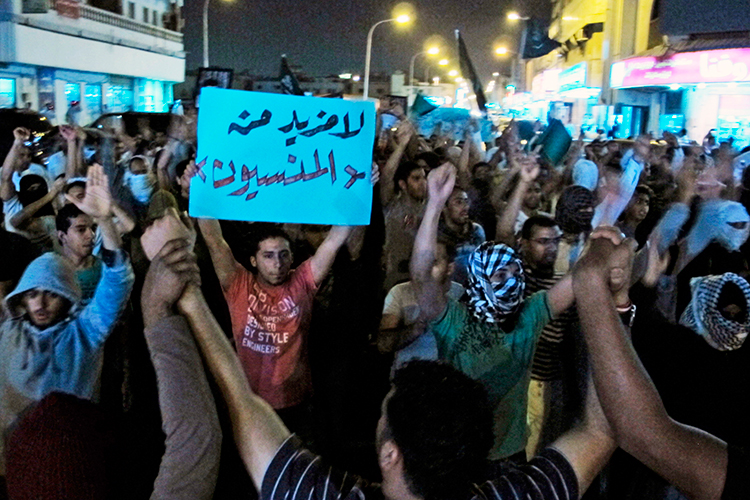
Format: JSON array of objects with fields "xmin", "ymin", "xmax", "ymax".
[
  {"xmin": 9, "ymin": 190, "xmax": 56, "ymax": 229},
  {"xmin": 411, "ymin": 201, "xmax": 441, "ymax": 282},
  {"xmin": 1, "ymin": 144, "xmax": 20, "ymax": 201},
  {"xmin": 178, "ymin": 287, "xmax": 290, "ymax": 489},
  {"xmin": 97, "ymin": 216, "xmax": 122, "ymax": 250},
  {"xmin": 457, "ymin": 142, "xmax": 472, "ymax": 188},
  {"xmin": 381, "ymin": 142, "xmax": 408, "ymax": 206},
  {"xmin": 496, "ymin": 179, "xmax": 529, "ymax": 245},
  {"xmin": 311, "ymin": 225, "xmax": 353, "ymax": 284},
  {"xmin": 112, "ymin": 203, "xmax": 136, "ymax": 235}
]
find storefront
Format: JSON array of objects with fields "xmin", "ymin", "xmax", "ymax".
[{"xmin": 610, "ymin": 47, "xmax": 750, "ymax": 148}]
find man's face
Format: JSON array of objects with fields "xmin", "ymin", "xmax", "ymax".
[
  {"xmin": 625, "ymin": 193, "xmax": 650, "ymax": 223},
  {"xmin": 401, "ymin": 168, "xmax": 427, "ymax": 201},
  {"xmin": 67, "ymin": 185, "xmax": 86, "ymax": 202},
  {"xmin": 22, "ymin": 289, "xmax": 69, "ymax": 328},
  {"xmin": 445, "ymin": 190, "xmax": 470, "ymax": 226},
  {"xmin": 523, "ymin": 182, "xmax": 542, "ymax": 210},
  {"xmin": 521, "ymin": 226, "xmax": 561, "ymax": 271},
  {"xmin": 490, "ymin": 261, "xmax": 521, "ymax": 286},
  {"xmin": 59, "ymin": 214, "xmax": 95, "ymax": 259},
  {"xmin": 473, "ymin": 165, "xmax": 492, "ymax": 183},
  {"xmin": 250, "ymin": 237, "xmax": 293, "ymax": 286}
]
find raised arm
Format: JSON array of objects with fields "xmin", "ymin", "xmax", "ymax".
[
  {"xmin": 1, "ymin": 127, "xmax": 28, "ymax": 201},
  {"xmin": 178, "ymin": 284, "xmax": 290, "ymax": 491},
  {"xmin": 456, "ymin": 129, "xmax": 473, "ymax": 188},
  {"xmin": 9, "ymin": 177, "xmax": 65, "ymax": 230},
  {"xmin": 381, "ymin": 122, "xmax": 414, "ymax": 207},
  {"xmin": 410, "ymin": 163, "xmax": 456, "ymax": 323},
  {"xmin": 309, "ymin": 225, "xmax": 353, "ymax": 286},
  {"xmin": 573, "ymin": 231, "xmax": 728, "ymax": 500},
  {"xmin": 142, "ymin": 240, "xmax": 221, "ymax": 500},
  {"xmin": 59, "ymin": 125, "xmax": 82, "ymax": 179},
  {"xmin": 495, "ymin": 155, "xmax": 539, "ymax": 245}
]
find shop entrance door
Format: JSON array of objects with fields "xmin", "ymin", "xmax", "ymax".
[{"xmin": 619, "ymin": 105, "xmax": 650, "ymax": 138}]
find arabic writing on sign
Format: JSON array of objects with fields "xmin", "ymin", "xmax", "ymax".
[{"xmin": 190, "ymin": 87, "xmax": 375, "ymax": 225}]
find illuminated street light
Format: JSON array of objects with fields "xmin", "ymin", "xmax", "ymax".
[
  {"xmin": 495, "ymin": 47, "xmax": 508, "ymax": 55},
  {"xmin": 507, "ymin": 12, "xmax": 529, "ymax": 21},
  {"xmin": 438, "ymin": 58, "xmax": 449, "ymax": 66},
  {"xmin": 448, "ymin": 69, "xmax": 458, "ymax": 77},
  {"xmin": 409, "ymin": 45, "xmax": 440, "ymax": 85},
  {"xmin": 364, "ymin": 8, "xmax": 413, "ymax": 99}
]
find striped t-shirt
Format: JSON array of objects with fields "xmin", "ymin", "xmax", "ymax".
[
  {"xmin": 261, "ymin": 435, "xmax": 579, "ymax": 500},
  {"xmin": 524, "ymin": 268, "xmax": 576, "ymax": 381}
]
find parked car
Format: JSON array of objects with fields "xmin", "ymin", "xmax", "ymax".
[
  {"xmin": 0, "ymin": 108, "xmax": 55, "ymax": 164},
  {"xmin": 90, "ymin": 112, "xmax": 172, "ymax": 138}
]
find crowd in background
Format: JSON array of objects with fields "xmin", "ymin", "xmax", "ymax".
[{"xmin": 1, "ymin": 98, "xmax": 750, "ymax": 500}]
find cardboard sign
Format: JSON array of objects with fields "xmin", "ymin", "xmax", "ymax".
[{"xmin": 190, "ymin": 88, "xmax": 375, "ymax": 225}]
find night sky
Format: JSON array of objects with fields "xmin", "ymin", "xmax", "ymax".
[{"xmin": 182, "ymin": 0, "xmax": 552, "ymax": 81}]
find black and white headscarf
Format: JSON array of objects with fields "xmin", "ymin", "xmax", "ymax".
[
  {"xmin": 679, "ymin": 273, "xmax": 750, "ymax": 351},
  {"xmin": 466, "ymin": 242, "xmax": 525, "ymax": 324}
]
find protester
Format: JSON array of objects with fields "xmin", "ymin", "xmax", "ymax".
[
  {"xmin": 0, "ymin": 164, "xmax": 134, "ymax": 479},
  {"xmin": 437, "ymin": 186, "xmax": 485, "ymax": 287}
]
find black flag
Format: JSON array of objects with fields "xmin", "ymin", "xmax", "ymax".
[
  {"xmin": 455, "ymin": 30, "xmax": 487, "ymax": 116},
  {"xmin": 279, "ymin": 55, "xmax": 304, "ymax": 95},
  {"xmin": 520, "ymin": 18, "xmax": 561, "ymax": 59}
]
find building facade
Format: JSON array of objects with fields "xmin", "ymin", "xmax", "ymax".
[
  {"xmin": 523, "ymin": 0, "xmax": 750, "ymax": 146},
  {"xmin": 0, "ymin": 0, "xmax": 184, "ymax": 125}
]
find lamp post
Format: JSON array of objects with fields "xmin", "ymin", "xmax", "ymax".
[
  {"xmin": 203, "ymin": 0, "xmax": 231, "ymax": 67},
  {"xmin": 364, "ymin": 14, "xmax": 410, "ymax": 99},
  {"xmin": 409, "ymin": 46, "xmax": 439, "ymax": 86}
]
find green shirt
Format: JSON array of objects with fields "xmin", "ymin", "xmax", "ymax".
[{"xmin": 431, "ymin": 291, "xmax": 552, "ymax": 460}]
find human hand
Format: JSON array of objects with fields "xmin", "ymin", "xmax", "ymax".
[
  {"xmin": 51, "ymin": 176, "xmax": 66, "ymax": 195},
  {"xmin": 642, "ymin": 236, "xmax": 670, "ymax": 288},
  {"xmin": 634, "ymin": 135, "xmax": 651, "ymax": 163},
  {"xmin": 142, "ymin": 238, "xmax": 201, "ymax": 327},
  {"xmin": 370, "ymin": 162, "xmax": 380, "ymax": 186},
  {"xmin": 427, "ymin": 162, "xmax": 456, "ymax": 206},
  {"xmin": 519, "ymin": 155, "xmax": 540, "ymax": 184},
  {"xmin": 574, "ymin": 226, "xmax": 633, "ymax": 286},
  {"xmin": 178, "ymin": 159, "xmax": 198, "ymax": 200},
  {"xmin": 395, "ymin": 121, "xmax": 414, "ymax": 147},
  {"xmin": 141, "ymin": 207, "xmax": 196, "ymax": 261},
  {"xmin": 13, "ymin": 127, "xmax": 30, "ymax": 144},
  {"xmin": 59, "ymin": 125, "xmax": 77, "ymax": 143},
  {"xmin": 65, "ymin": 163, "xmax": 112, "ymax": 219}
]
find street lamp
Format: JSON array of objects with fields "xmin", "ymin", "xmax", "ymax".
[
  {"xmin": 438, "ymin": 58, "xmax": 449, "ymax": 66},
  {"xmin": 495, "ymin": 46, "xmax": 509, "ymax": 55},
  {"xmin": 507, "ymin": 11, "xmax": 529, "ymax": 21},
  {"xmin": 203, "ymin": 0, "xmax": 232, "ymax": 67},
  {"xmin": 364, "ymin": 14, "xmax": 411, "ymax": 99},
  {"xmin": 409, "ymin": 46, "xmax": 439, "ymax": 86},
  {"xmin": 448, "ymin": 69, "xmax": 458, "ymax": 77}
]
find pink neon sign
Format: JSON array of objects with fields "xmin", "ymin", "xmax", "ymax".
[{"xmin": 610, "ymin": 48, "xmax": 750, "ymax": 88}]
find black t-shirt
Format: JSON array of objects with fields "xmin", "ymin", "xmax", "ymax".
[
  {"xmin": 261, "ymin": 435, "xmax": 579, "ymax": 500},
  {"xmin": 723, "ymin": 446, "xmax": 750, "ymax": 499},
  {"xmin": 0, "ymin": 229, "xmax": 37, "ymax": 284}
]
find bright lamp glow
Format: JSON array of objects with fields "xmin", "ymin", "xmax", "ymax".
[
  {"xmin": 396, "ymin": 14, "xmax": 410, "ymax": 23},
  {"xmin": 496, "ymin": 47, "xmax": 508, "ymax": 55},
  {"xmin": 448, "ymin": 69, "xmax": 458, "ymax": 77},
  {"xmin": 352, "ymin": 75, "xmax": 361, "ymax": 82},
  {"xmin": 507, "ymin": 12, "xmax": 520, "ymax": 20},
  {"xmin": 427, "ymin": 46, "xmax": 440, "ymax": 55},
  {"xmin": 438, "ymin": 59, "xmax": 449, "ymax": 66}
]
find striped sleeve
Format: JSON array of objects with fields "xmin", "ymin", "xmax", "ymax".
[
  {"xmin": 476, "ymin": 448, "xmax": 579, "ymax": 500},
  {"xmin": 261, "ymin": 435, "xmax": 379, "ymax": 500}
]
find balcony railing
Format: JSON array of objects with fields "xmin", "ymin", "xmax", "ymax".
[{"xmin": 79, "ymin": 4, "xmax": 182, "ymax": 43}]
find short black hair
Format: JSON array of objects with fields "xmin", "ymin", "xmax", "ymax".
[
  {"xmin": 634, "ymin": 184, "xmax": 654, "ymax": 200},
  {"xmin": 415, "ymin": 151, "xmax": 441, "ymax": 171},
  {"xmin": 250, "ymin": 223, "xmax": 293, "ymax": 256},
  {"xmin": 56, "ymin": 203, "xmax": 86, "ymax": 233},
  {"xmin": 63, "ymin": 180, "xmax": 86, "ymax": 195},
  {"xmin": 520, "ymin": 214, "xmax": 558, "ymax": 240},
  {"xmin": 386, "ymin": 361, "xmax": 493, "ymax": 500},
  {"xmin": 393, "ymin": 161, "xmax": 423, "ymax": 193}
]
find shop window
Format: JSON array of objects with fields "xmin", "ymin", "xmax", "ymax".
[
  {"xmin": 65, "ymin": 83, "xmax": 81, "ymax": 105},
  {"xmin": 85, "ymin": 84, "xmax": 102, "ymax": 119},
  {"xmin": 106, "ymin": 85, "xmax": 134, "ymax": 113},
  {"xmin": 0, "ymin": 79, "xmax": 15, "ymax": 108},
  {"xmin": 136, "ymin": 79, "xmax": 165, "ymax": 112}
]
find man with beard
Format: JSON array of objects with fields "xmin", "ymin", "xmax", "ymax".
[{"xmin": 438, "ymin": 186, "xmax": 485, "ymax": 287}]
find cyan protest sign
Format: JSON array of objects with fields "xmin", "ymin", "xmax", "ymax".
[{"xmin": 190, "ymin": 87, "xmax": 376, "ymax": 225}]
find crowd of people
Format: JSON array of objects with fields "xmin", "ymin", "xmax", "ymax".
[{"xmin": 0, "ymin": 100, "xmax": 749, "ymax": 500}]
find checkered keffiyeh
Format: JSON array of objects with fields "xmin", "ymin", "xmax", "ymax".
[
  {"xmin": 679, "ymin": 273, "xmax": 750, "ymax": 351},
  {"xmin": 466, "ymin": 242, "xmax": 525, "ymax": 324}
]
